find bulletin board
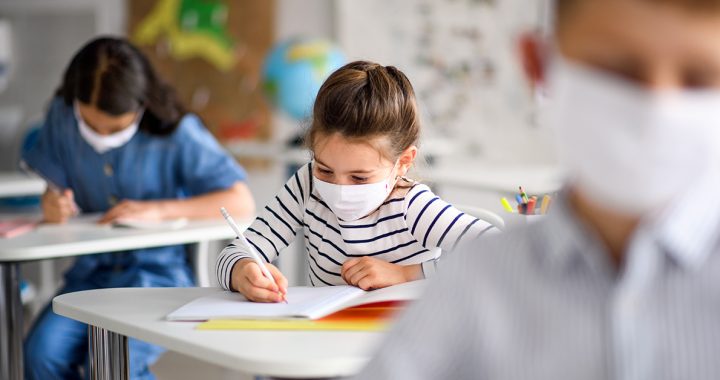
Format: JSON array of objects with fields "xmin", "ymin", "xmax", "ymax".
[
  {"xmin": 337, "ymin": 0, "xmax": 554, "ymax": 163},
  {"xmin": 128, "ymin": 0, "xmax": 275, "ymax": 142}
]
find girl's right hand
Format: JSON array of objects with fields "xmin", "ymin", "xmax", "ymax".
[
  {"xmin": 230, "ymin": 258, "xmax": 288, "ymax": 303},
  {"xmin": 41, "ymin": 188, "xmax": 78, "ymax": 224}
]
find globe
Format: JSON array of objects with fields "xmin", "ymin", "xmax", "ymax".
[{"xmin": 262, "ymin": 38, "xmax": 346, "ymax": 121}]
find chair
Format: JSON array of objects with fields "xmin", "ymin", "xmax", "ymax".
[{"xmin": 455, "ymin": 204, "xmax": 506, "ymax": 231}]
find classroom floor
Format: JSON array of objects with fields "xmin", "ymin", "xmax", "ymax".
[{"xmin": 152, "ymin": 351, "xmax": 253, "ymax": 380}]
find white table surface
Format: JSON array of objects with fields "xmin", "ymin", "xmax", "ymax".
[
  {"xmin": 54, "ymin": 287, "xmax": 385, "ymax": 378},
  {"xmin": 0, "ymin": 214, "xmax": 245, "ymax": 262},
  {"xmin": 417, "ymin": 162, "xmax": 563, "ymax": 195},
  {"xmin": 0, "ymin": 172, "xmax": 45, "ymax": 198}
]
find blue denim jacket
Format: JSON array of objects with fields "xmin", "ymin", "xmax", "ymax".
[{"xmin": 23, "ymin": 98, "xmax": 247, "ymax": 287}]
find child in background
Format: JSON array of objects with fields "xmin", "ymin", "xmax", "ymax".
[
  {"xmin": 216, "ymin": 61, "xmax": 495, "ymax": 302},
  {"xmin": 23, "ymin": 37, "xmax": 254, "ymax": 380},
  {"xmin": 354, "ymin": 0, "xmax": 720, "ymax": 378}
]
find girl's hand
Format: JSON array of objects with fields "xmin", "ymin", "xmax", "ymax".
[
  {"xmin": 98, "ymin": 200, "xmax": 165, "ymax": 224},
  {"xmin": 341, "ymin": 257, "xmax": 422, "ymax": 290},
  {"xmin": 41, "ymin": 188, "xmax": 78, "ymax": 224},
  {"xmin": 231, "ymin": 258, "xmax": 288, "ymax": 303}
]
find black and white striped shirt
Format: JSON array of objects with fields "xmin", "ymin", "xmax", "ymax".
[{"xmin": 216, "ymin": 162, "xmax": 493, "ymax": 290}]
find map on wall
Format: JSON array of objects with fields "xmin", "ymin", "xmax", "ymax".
[
  {"xmin": 129, "ymin": 0, "xmax": 275, "ymax": 142},
  {"xmin": 337, "ymin": 0, "xmax": 554, "ymax": 162}
]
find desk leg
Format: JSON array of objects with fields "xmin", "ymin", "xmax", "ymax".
[
  {"xmin": 192, "ymin": 240, "xmax": 211, "ymax": 287},
  {"xmin": 88, "ymin": 326, "xmax": 128, "ymax": 380},
  {"xmin": 0, "ymin": 262, "xmax": 23, "ymax": 380}
]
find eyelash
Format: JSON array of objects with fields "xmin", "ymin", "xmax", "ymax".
[{"xmin": 317, "ymin": 169, "xmax": 368, "ymax": 183}]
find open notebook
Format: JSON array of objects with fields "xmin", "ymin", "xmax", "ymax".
[{"xmin": 166, "ymin": 280, "xmax": 426, "ymax": 321}]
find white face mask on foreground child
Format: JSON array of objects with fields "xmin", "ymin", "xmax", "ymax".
[
  {"xmin": 547, "ymin": 57, "xmax": 720, "ymax": 217},
  {"xmin": 313, "ymin": 160, "xmax": 399, "ymax": 221}
]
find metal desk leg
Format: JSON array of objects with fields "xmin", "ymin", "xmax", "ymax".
[
  {"xmin": 88, "ymin": 326, "xmax": 128, "ymax": 380},
  {"xmin": 0, "ymin": 262, "xmax": 23, "ymax": 380},
  {"xmin": 192, "ymin": 240, "xmax": 211, "ymax": 287}
]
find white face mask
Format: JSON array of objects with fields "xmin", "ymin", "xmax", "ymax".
[
  {"xmin": 75, "ymin": 102, "xmax": 142, "ymax": 154},
  {"xmin": 313, "ymin": 162, "xmax": 399, "ymax": 221},
  {"xmin": 546, "ymin": 57, "xmax": 720, "ymax": 216}
]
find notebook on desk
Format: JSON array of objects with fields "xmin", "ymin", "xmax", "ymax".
[
  {"xmin": 166, "ymin": 280, "xmax": 426, "ymax": 321},
  {"xmin": 197, "ymin": 301, "xmax": 405, "ymax": 331}
]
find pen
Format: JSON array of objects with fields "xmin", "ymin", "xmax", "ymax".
[
  {"xmin": 515, "ymin": 194, "xmax": 524, "ymax": 206},
  {"xmin": 527, "ymin": 196, "xmax": 537, "ymax": 215},
  {"xmin": 501, "ymin": 198, "xmax": 514, "ymax": 213},
  {"xmin": 540, "ymin": 195, "xmax": 552, "ymax": 214},
  {"xmin": 519, "ymin": 186, "xmax": 529, "ymax": 203},
  {"xmin": 220, "ymin": 207, "xmax": 287, "ymax": 303}
]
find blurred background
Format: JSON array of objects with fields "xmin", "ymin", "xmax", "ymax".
[{"xmin": 0, "ymin": 0, "xmax": 557, "ymax": 378}]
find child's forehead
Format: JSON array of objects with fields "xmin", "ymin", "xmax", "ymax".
[{"xmin": 312, "ymin": 133, "xmax": 394, "ymax": 168}]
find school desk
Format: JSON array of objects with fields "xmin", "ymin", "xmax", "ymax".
[
  {"xmin": 0, "ymin": 172, "xmax": 44, "ymax": 198},
  {"xmin": 0, "ymin": 216, "xmax": 248, "ymax": 380},
  {"xmin": 53, "ymin": 287, "xmax": 387, "ymax": 380}
]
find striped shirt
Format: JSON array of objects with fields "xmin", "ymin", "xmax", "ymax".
[
  {"xmin": 354, "ymin": 174, "xmax": 720, "ymax": 380},
  {"xmin": 216, "ymin": 162, "xmax": 493, "ymax": 290}
]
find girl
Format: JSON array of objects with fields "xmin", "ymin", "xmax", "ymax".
[
  {"xmin": 22, "ymin": 37, "xmax": 254, "ymax": 379},
  {"xmin": 216, "ymin": 61, "xmax": 494, "ymax": 302}
]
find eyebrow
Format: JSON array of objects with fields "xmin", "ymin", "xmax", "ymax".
[{"xmin": 314, "ymin": 158, "xmax": 378, "ymax": 174}]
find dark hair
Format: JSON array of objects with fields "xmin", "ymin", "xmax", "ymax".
[
  {"xmin": 307, "ymin": 60, "xmax": 420, "ymax": 161},
  {"xmin": 56, "ymin": 37, "xmax": 185, "ymax": 135}
]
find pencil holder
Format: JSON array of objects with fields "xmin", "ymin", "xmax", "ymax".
[{"xmin": 501, "ymin": 212, "xmax": 544, "ymax": 227}]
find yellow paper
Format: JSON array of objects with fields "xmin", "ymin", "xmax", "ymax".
[{"xmin": 197, "ymin": 319, "xmax": 388, "ymax": 332}]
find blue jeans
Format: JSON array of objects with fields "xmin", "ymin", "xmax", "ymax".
[
  {"xmin": 24, "ymin": 303, "xmax": 163, "ymax": 380},
  {"xmin": 24, "ymin": 253, "xmax": 194, "ymax": 380}
]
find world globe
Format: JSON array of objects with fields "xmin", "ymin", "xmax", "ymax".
[{"xmin": 262, "ymin": 38, "xmax": 346, "ymax": 121}]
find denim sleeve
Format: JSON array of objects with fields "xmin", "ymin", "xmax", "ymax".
[
  {"xmin": 21, "ymin": 98, "xmax": 71, "ymax": 189},
  {"xmin": 174, "ymin": 114, "xmax": 247, "ymax": 196}
]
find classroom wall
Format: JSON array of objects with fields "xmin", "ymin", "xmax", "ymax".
[
  {"xmin": 4, "ymin": 2, "xmax": 544, "ymax": 378},
  {"xmin": 5, "ymin": 0, "xmax": 532, "ymax": 294}
]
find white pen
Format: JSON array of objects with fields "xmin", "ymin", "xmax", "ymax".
[{"xmin": 220, "ymin": 207, "xmax": 287, "ymax": 303}]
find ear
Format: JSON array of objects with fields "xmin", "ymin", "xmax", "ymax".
[
  {"xmin": 397, "ymin": 145, "xmax": 417, "ymax": 177},
  {"xmin": 518, "ymin": 32, "xmax": 548, "ymax": 89}
]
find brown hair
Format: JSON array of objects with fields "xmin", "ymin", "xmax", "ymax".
[
  {"xmin": 556, "ymin": 0, "xmax": 720, "ymax": 22},
  {"xmin": 306, "ymin": 60, "xmax": 420, "ymax": 161}
]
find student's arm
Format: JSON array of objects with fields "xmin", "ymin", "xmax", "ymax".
[
  {"xmin": 23, "ymin": 99, "xmax": 75, "ymax": 223},
  {"xmin": 341, "ymin": 256, "xmax": 423, "ymax": 290},
  {"xmin": 99, "ymin": 115, "xmax": 254, "ymax": 223},
  {"xmin": 41, "ymin": 189, "xmax": 78, "ymax": 223},
  {"xmin": 98, "ymin": 182, "xmax": 254, "ymax": 223},
  {"xmin": 404, "ymin": 185, "xmax": 495, "ymax": 278},
  {"xmin": 216, "ymin": 164, "xmax": 312, "ymax": 298},
  {"xmin": 341, "ymin": 185, "xmax": 495, "ymax": 289}
]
